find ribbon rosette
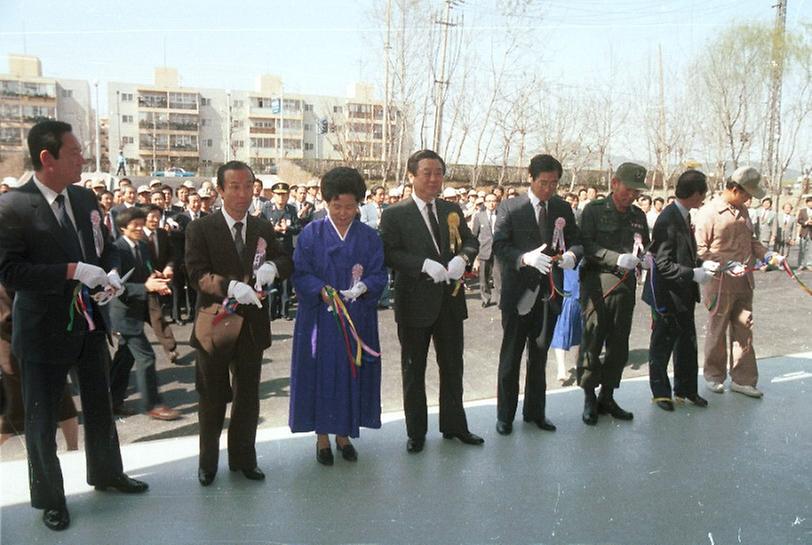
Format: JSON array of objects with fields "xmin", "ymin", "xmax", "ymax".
[
  {"xmin": 552, "ymin": 217, "xmax": 566, "ymax": 253},
  {"xmin": 252, "ymin": 237, "xmax": 267, "ymax": 272},
  {"xmin": 90, "ymin": 210, "xmax": 104, "ymax": 258},
  {"xmin": 447, "ymin": 211, "xmax": 462, "ymax": 254}
]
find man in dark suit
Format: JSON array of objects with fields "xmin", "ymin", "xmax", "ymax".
[
  {"xmin": 170, "ymin": 193, "xmax": 207, "ymax": 323},
  {"xmin": 143, "ymin": 205, "xmax": 179, "ymax": 362},
  {"xmin": 186, "ymin": 161, "xmax": 292, "ymax": 486},
  {"xmin": 379, "ymin": 149, "xmax": 483, "ymax": 453},
  {"xmin": 643, "ymin": 170, "xmax": 717, "ymax": 411},
  {"xmin": 0, "ymin": 121, "xmax": 147, "ymax": 531},
  {"xmin": 492, "ymin": 155, "xmax": 582, "ymax": 435},
  {"xmin": 108, "ymin": 207, "xmax": 180, "ymax": 420},
  {"xmin": 471, "ymin": 192, "xmax": 501, "ymax": 307}
]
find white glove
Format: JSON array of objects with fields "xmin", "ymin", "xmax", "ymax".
[
  {"xmin": 692, "ymin": 267, "xmax": 713, "ymax": 285},
  {"xmin": 728, "ymin": 261, "xmax": 747, "ymax": 276},
  {"xmin": 558, "ymin": 251, "xmax": 576, "ymax": 270},
  {"xmin": 228, "ymin": 280, "xmax": 262, "ymax": 307},
  {"xmin": 446, "ymin": 256, "xmax": 467, "ymax": 280},
  {"xmin": 254, "ymin": 262, "xmax": 278, "ymax": 292},
  {"xmin": 522, "ymin": 249, "xmax": 553, "ymax": 275},
  {"xmin": 73, "ymin": 262, "xmax": 110, "ymax": 289},
  {"xmin": 702, "ymin": 260, "xmax": 721, "ymax": 274},
  {"xmin": 106, "ymin": 270, "xmax": 125, "ymax": 298},
  {"xmin": 764, "ymin": 252, "xmax": 785, "ymax": 266},
  {"xmin": 422, "ymin": 259, "xmax": 450, "ymax": 284},
  {"xmin": 340, "ymin": 281, "xmax": 367, "ymax": 302},
  {"xmin": 616, "ymin": 253, "xmax": 641, "ymax": 270}
]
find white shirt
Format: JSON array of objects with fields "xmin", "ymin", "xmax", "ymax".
[
  {"xmin": 33, "ymin": 175, "xmax": 78, "ymax": 228},
  {"xmin": 142, "ymin": 226, "xmax": 158, "ymax": 255},
  {"xmin": 411, "ymin": 194, "xmax": 441, "ymax": 254}
]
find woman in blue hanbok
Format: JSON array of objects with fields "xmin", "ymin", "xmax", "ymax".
[{"xmin": 289, "ymin": 167, "xmax": 387, "ymax": 465}]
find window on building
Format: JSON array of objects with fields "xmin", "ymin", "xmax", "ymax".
[
  {"xmin": 304, "ymin": 123, "xmax": 311, "ymax": 131},
  {"xmin": 122, "ymin": 115, "xmax": 134, "ymax": 123},
  {"xmin": 304, "ymin": 142, "xmax": 314, "ymax": 151},
  {"xmin": 61, "ymin": 89, "xmax": 73, "ymax": 98},
  {"xmin": 206, "ymin": 139, "xmax": 213, "ymax": 147},
  {"xmin": 304, "ymin": 103, "xmax": 313, "ymax": 112},
  {"xmin": 333, "ymin": 106, "xmax": 343, "ymax": 114},
  {"xmin": 200, "ymin": 119, "xmax": 207, "ymax": 127},
  {"xmin": 200, "ymin": 97, "xmax": 211, "ymax": 106},
  {"xmin": 122, "ymin": 136, "xmax": 135, "ymax": 144},
  {"xmin": 232, "ymin": 100, "xmax": 244, "ymax": 108},
  {"xmin": 121, "ymin": 93, "xmax": 134, "ymax": 102}
]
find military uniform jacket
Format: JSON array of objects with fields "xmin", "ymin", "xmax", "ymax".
[
  {"xmin": 260, "ymin": 201, "xmax": 300, "ymax": 255},
  {"xmin": 580, "ymin": 195, "xmax": 650, "ymax": 291}
]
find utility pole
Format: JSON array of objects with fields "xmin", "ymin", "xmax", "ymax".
[
  {"xmin": 382, "ymin": 0, "xmax": 392, "ymax": 182},
  {"xmin": 765, "ymin": 0, "xmax": 788, "ymax": 204},
  {"xmin": 432, "ymin": 0, "xmax": 462, "ymax": 153},
  {"xmin": 94, "ymin": 81, "xmax": 101, "ymax": 172}
]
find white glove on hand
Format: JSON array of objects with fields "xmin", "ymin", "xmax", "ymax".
[
  {"xmin": 228, "ymin": 280, "xmax": 262, "ymax": 307},
  {"xmin": 523, "ymin": 250, "xmax": 553, "ymax": 275},
  {"xmin": 692, "ymin": 267, "xmax": 712, "ymax": 285},
  {"xmin": 340, "ymin": 281, "xmax": 367, "ymax": 302},
  {"xmin": 422, "ymin": 259, "xmax": 450, "ymax": 284},
  {"xmin": 558, "ymin": 251, "xmax": 576, "ymax": 270},
  {"xmin": 254, "ymin": 262, "xmax": 278, "ymax": 292},
  {"xmin": 106, "ymin": 270, "xmax": 125, "ymax": 298},
  {"xmin": 73, "ymin": 262, "xmax": 110, "ymax": 289},
  {"xmin": 616, "ymin": 253, "xmax": 641, "ymax": 270},
  {"xmin": 764, "ymin": 252, "xmax": 785, "ymax": 267},
  {"xmin": 446, "ymin": 256, "xmax": 467, "ymax": 280},
  {"xmin": 702, "ymin": 260, "xmax": 721, "ymax": 274}
]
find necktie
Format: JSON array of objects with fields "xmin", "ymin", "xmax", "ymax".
[
  {"xmin": 55, "ymin": 194, "xmax": 84, "ymax": 261},
  {"xmin": 149, "ymin": 232, "xmax": 158, "ymax": 261},
  {"xmin": 234, "ymin": 221, "xmax": 245, "ymax": 259},
  {"xmin": 104, "ymin": 212, "xmax": 113, "ymax": 233},
  {"xmin": 537, "ymin": 201, "xmax": 549, "ymax": 243},
  {"xmin": 133, "ymin": 242, "xmax": 148, "ymax": 280},
  {"xmin": 426, "ymin": 202, "xmax": 442, "ymax": 252}
]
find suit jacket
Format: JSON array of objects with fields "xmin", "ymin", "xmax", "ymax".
[
  {"xmin": 261, "ymin": 201, "xmax": 300, "ymax": 255},
  {"xmin": 144, "ymin": 228, "xmax": 174, "ymax": 272},
  {"xmin": 379, "ymin": 197, "xmax": 478, "ymax": 328},
  {"xmin": 642, "ymin": 202, "xmax": 701, "ymax": 314},
  {"xmin": 798, "ymin": 207, "xmax": 812, "ymax": 239},
  {"xmin": 108, "ymin": 237, "xmax": 151, "ymax": 336},
  {"xmin": 0, "ymin": 181, "xmax": 120, "ymax": 364},
  {"xmin": 471, "ymin": 209, "xmax": 497, "ymax": 261},
  {"xmin": 493, "ymin": 194, "xmax": 581, "ymax": 313},
  {"xmin": 185, "ymin": 210, "xmax": 292, "ymax": 357}
]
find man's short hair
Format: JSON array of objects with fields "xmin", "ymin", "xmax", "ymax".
[
  {"xmin": 761, "ymin": 197, "xmax": 773, "ymax": 205},
  {"xmin": 653, "ymin": 197, "xmax": 665, "ymax": 205},
  {"xmin": 116, "ymin": 206, "xmax": 147, "ymax": 229},
  {"xmin": 28, "ymin": 120, "xmax": 73, "ymax": 170},
  {"xmin": 98, "ymin": 190, "xmax": 114, "ymax": 200},
  {"xmin": 528, "ymin": 154, "xmax": 563, "ymax": 180},
  {"xmin": 675, "ymin": 170, "xmax": 708, "ymax": 199},
  {"xmin": 370, "ymin": 184, "xmax": 385, "ymax": 194},
  {"xmin": 216, "ymin": 160, "xmax": 255, "ymax": 189},
  {"xmin": 119, "ymin": 178, "xmax": 132, "ymax": 187},
  {"xmin": 145, "ymin": 204, "xmax": 163, "ymax": 216},
  {"xmin": 150, "ymin": 189, "xmax": 165, "ymax": 200},
  {"xmin": 638, "ymin": 195, "xmax": 652, "ymax": 205},
  {"xmin": 406, "ymin": 149, "xmax": 446, "ymax": 176}
]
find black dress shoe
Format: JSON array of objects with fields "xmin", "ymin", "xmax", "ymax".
[
  {"xmin": 582, "ymin": 391, "xmax": 598, "ymax": 425},
  {"xmin": 655, "ymin": 399, "xmax": 675, "ymax": 412},
  {"xmin": 442, "ymin": 431, "xmax": 485, "ymax": 445},
  {"xmin": 317, "ymin": 445, "xmax": 334, "ymax": 465},
  {"xmin": 336, "ymin": 440, "xmax": 358, "ymax": 462},
  {"xmin": 198, "ymin": 468, "xmax": 216, "ymax": 486},
  {"xmin": 94, "ymin": 474, "xmax": 149, "ymax": 493},
  {"xmin": 598, "ymin": 399, "xmax": 634, "ymax": 420},
  {"xmin": 42, "ymin": 506, "xmax": 70, "ymax": 531},
  {"xmin": 233, "ymin": 467, "xmax": 265, "ymax": 480},
  {"xmin": 677, "ymin": 393, "xmax": 708, "ymax": 407},
  {"xmin": 112, "ymin": 404, "xmax": 138, "ymax": 417},
  {"xmin": 495, "ymin": 421, "xmax": 513, "ymax": 435},
  {"xmin": 406, "ymin": 437, "xmax": 425, "ymax": 453},
  {"xmin": 534, "ymin": 418, "xmax": 557, "ymax": 431}
]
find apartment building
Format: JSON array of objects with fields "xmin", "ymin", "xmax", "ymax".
[
  {"xmin": 108, "ymin": 68, "xmax": 402, "ymax": 176},
  {"xmin": 0, "ymin": 54, "xmax": 94, "ymax": 174}
]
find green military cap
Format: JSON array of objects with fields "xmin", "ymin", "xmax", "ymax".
[{"xmin": 614, "ymin": 162, "xmax": 648, "ymax": 190}]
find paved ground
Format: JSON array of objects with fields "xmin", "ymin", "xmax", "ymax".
[
  {"xmin": 2, "ymin": 353, "xmax": 810, "ymax": 544},
  {"xmin": 1, "ymin": 264, "xmax": 811, "ymax": 460}
]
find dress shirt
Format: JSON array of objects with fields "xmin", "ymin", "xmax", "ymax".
[
  {"xmin": 221, "ymin": 209, "xmax": 248, "ymax": 246},
  {"xmin": 411, "ymin": 194, "xmax": 441, "ymax": 254}
]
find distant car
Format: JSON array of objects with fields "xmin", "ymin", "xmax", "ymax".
[{"xmin": 152, "ymin": 167, "xmax": 195, "ymax": 177}]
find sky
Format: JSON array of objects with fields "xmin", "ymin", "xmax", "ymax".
[{"xmin": 1, "ymin": 0, "xmax": 810, "ymax": 163}]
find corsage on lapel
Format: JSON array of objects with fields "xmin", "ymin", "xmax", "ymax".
[
  {"xmin": 90, "ymin": 210, "xmax": 103, "ymax": 258},
  {"xmin": 447, "ymin": 211, "xmax": 462, "ymax": 253}
]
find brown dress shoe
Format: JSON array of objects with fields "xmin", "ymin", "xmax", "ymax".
[{"xmin": 148, "ymin": 405, "xmax": 181, "ymax": 421}]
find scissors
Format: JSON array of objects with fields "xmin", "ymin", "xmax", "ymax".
[{"xmin": 92, "ymin": 268, "xmax": 134, "ymax": 306}]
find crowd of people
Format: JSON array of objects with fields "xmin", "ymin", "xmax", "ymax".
[{"xmin": 0, "ymin": 120, "xmax": 809, "ymax": 532}]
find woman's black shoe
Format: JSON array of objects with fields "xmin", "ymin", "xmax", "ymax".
[
  {"xmin": 316, "ymin": 444, "xmax": 334, "ymax": 466},
  {"xmin": 336, "ymin": 440, "xmax": 358, "ymax": 462}
]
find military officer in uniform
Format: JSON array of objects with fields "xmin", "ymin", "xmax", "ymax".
[
  {"xmin": 261, "ymin": 181, "xmax": 300, "ymax": 319},
  {"xmin": 577, "ymin": 163, "xmax": 650, "ymax": 425}
]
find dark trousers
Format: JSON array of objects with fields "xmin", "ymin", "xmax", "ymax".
[
  {"xmin": 195, "ymin": 329, "xmax": 262, "ymax": 472},
  {"xmin": 148, "ymin": 297, "xmax": 177, "ymax": 355},
  {"xmin": 172, "ymin": 267, "xmax": 196, "ymax": 322},
  {"xmin": 20, "ymin": 333, "xmax": 123, "ymax": 509},
  {"xmin": 109, "ymin": 333, "xmax": 161, "ymax": 412},
  {"xmin": 270, "ymin": 278, "xmax": 292, "ymax": 319},
  {"xmin": 577, "ymin": 278, "xmax": 636, "ymax": 391},
  {"xmin": 497, "ymin": 297, "xmax": 556, "ymax": 423},
  {"xmin": 478, "ymin": 257, "xmax": 500, "ymax": 305},
  {"xmin": 648, "ymin": 308, "xmax": 698, "ymax": 398},
  {"xmin": 397, "ymin": 305, "xmax": 468, "ymax": 439}
]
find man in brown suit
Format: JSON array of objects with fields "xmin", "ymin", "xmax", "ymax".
[{"xmin": 185, "ymin": 161, "xmax": 292, "ymax": 486}]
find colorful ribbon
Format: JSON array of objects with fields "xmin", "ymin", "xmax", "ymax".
[
  {"xmin": 67, "ymin": 285, "xmax": 95, "ymax": 332},
  {"xmin": 322, "ymin": 286, "xmax": 381, "ymax": 377},
  {"xmin": 781, "ymin": 260, "xmax": 812, "ymax": 296}
]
